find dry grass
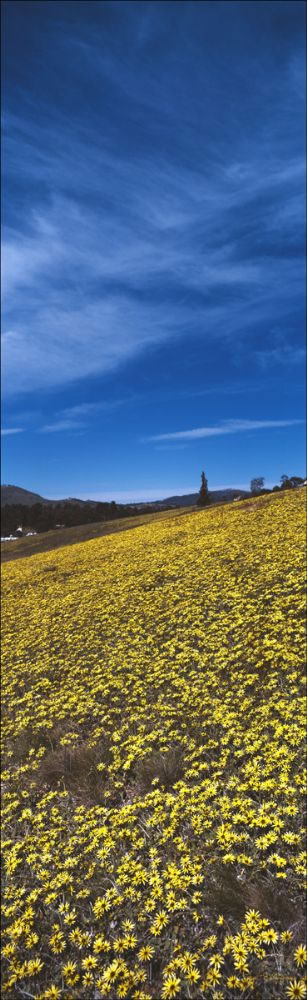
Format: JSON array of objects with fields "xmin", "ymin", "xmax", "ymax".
[
  {"xmin": 133, "ymin": 746, "xmax": 184, "ymax": 793},
  {"xmin": 9, "ymin": 720, "xmax": 114, "ymax": 807},
  {"xmin": 1, "ymin": 505, "xmax": 198, "ymax": 563},
  {"xmin": 3, "ymin": 492, "xmax": 285, "ymax": 564}
]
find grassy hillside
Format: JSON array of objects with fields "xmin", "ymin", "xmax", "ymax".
[
  {"xmin": 1, "ymin": 505, "xmax": 197, "ymax": 563},
  {"xmin": 1, "ymin": 490, "xmax": 306, "ymax": 999}
]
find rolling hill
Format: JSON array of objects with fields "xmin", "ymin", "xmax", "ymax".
[
  {"xmin": 1, "ymin": 483, "xmax": 250, "ymax": 508},
  {"xmin": 1, "ymin": 488, "xmax": 305, "ymax": 998},
  {"xmin": 1, "ymin": 484, "xmax": 51, "ymax": 506},
  {"xmin": 161, "ymin": 488, "xmax": 250, "ymax": 505},
  {"xmin": 0, "ymin": 485, "xmax": 94, "ymax": 507}
]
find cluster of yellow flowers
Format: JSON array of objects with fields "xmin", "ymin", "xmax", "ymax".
[{"xmin": 1, "ymin": 489, "xmax": 306, "ymax": 998}]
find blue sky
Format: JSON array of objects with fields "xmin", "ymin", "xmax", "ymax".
[{"xmin": 2, "ymin": 0, "xmax": 306, "ymax": 501}]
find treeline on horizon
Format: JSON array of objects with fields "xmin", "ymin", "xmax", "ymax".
[
  {"xmin": 1, "ymin": 474, "xmax": 304, "ymax": 536},
  {"xmin": 196, "ymin": 471, "xmax": 305, "ymax": 508},
  {"xmin": 1, "ymin": 500, "xmax": 165, "ymax": 536}
]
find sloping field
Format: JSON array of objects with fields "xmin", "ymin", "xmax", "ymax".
[
  {"xmin": 1, "ymin": 491, "xmax": 306, "ymax": 999},
  {"xmin": 1, "ymin": 506, "xmax": 196, "ymax": 563}
]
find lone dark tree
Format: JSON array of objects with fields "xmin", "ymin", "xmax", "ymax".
[
  {"xmin": 250, "ymin": 477, "xmax": 264, "ymax": 495},
  {"xmin": 197, "ymin": 470, "xmax": 210, "ymax": 506}
]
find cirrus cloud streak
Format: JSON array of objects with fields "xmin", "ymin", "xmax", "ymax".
[{"xmin": 145, "ymin": 419, "xmax": 303, "ymax": 443}]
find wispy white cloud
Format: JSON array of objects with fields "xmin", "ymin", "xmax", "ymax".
[
  {"xmin": 255, "ymin": 345, "xmax": 306, "ymax": 369},
  {"xmin": 2, "ymin": 91, "xmax": 305, "ymax": 397},
  {"xmin": 2, "ymin": 3, "xmax": 305, "ymax": 399},
  {"xmin": 60, "ymin": 400, "xmax": 125, "ymax": 418},
  {"xmin": 146, "ymin": 418, "xmax": 303, "ymax": 442},
  {"xmin": 1, "ymin": 427, "xmax": 24, "ymax": 436},
  {"xmin": 2, "ymin": 292, "xmax": 175, "ymax": 395},
  {"xmin": 39, "ymin": 419, "xmax": 87, "ymax": 433},
  {"xmin": 39, "ymin": 398, "xmax": 127, "ymax": 432}
]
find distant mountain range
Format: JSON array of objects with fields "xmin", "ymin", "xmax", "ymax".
[
  {"xmin": 1, "ymin": 485, "xmax": 50, "ymax": 506},
  {"xmin": 0, "ymin": 485, "xmax": 104, "ymax": 507},
  {"xmin": 1, "ymin": 485, "xmax": 76, "ymax": 506},
  {"xmin": 1, "ymin": 484, "xmax": 250, "ymax": 508},
  {"xmin": 161, "ymin": 489, "xmax": 250, "ymax": 506}
]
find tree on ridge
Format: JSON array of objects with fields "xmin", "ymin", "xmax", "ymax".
[{"xmin": 197, "ymin": 471, "xmax": 210, "ymax": 506}]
